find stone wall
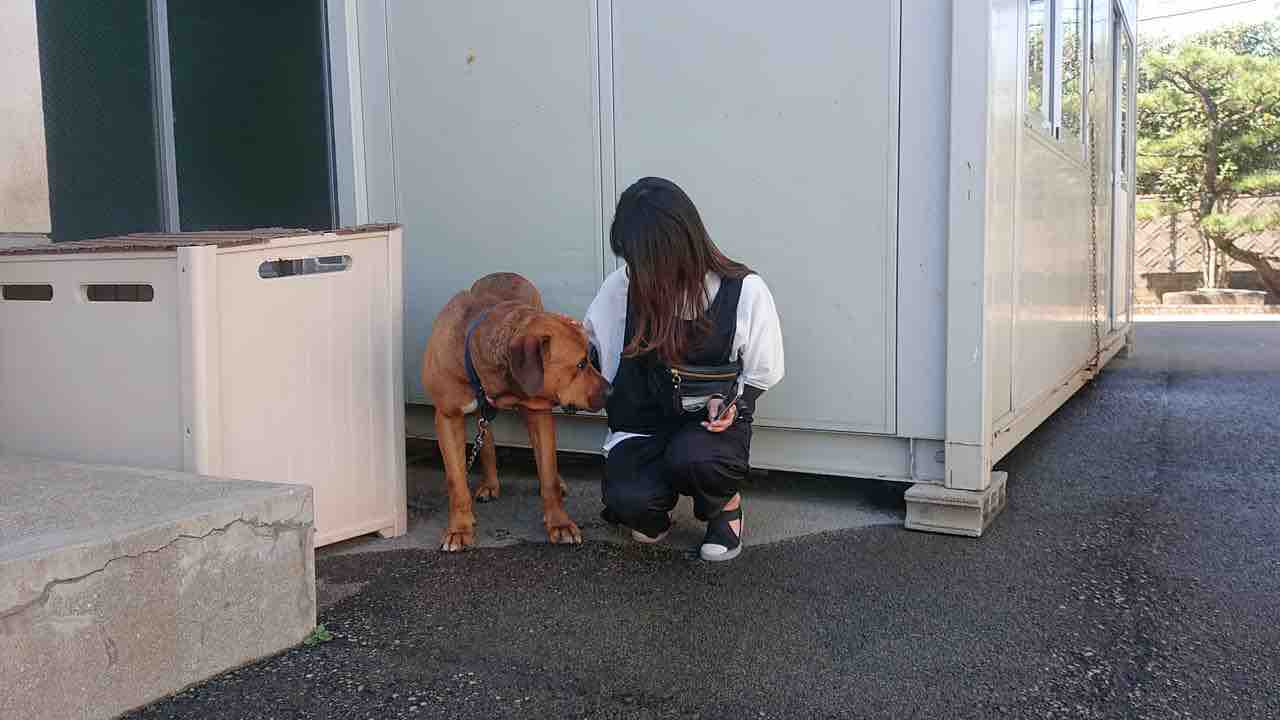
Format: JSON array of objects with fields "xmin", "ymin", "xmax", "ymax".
[{"xmin": 1135, "ymin": 196, "xmax": 1280, "ymax": 304}]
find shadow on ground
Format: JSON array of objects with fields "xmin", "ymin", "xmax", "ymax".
[{"xmin": 323, "ymin": 440, "xmax": 905, "ymax": 561}]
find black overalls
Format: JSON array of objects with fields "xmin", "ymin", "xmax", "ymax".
[{"xmin": 602, "ymin": 275, "xmax": 752, "ymax": 538}]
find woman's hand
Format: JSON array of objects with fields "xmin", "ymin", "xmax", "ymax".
[{"xmin": 702, "ymin": 398, "xmax": 737, "ymax": 433}]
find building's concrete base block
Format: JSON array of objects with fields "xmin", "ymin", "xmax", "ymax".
[
  {"xmin": 904, "ymin": 471, "xmax": 1008, "ymax": 537},
  {"xmin": 1118, "ymin": 326, "xmax": 1137, "ymax": 358},
  {"xmin": 0, "ymin": 457, "xmax": 316, "ymax": 720}
]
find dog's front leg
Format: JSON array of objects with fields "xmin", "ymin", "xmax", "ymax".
[
  {"xmin": 523, "ymin": 410, "xmax": 582, "ymax": 545},
  {"xmin": 435, "ymin": 409, "xmax": 476, "ymax": 551},
  {"xmin": 525, "ymin": 414, "xmax": 568, "ymax": 499}
]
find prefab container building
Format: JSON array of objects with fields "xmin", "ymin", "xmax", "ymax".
[
  {"xmin": 322, "ymin": 0, "xmax": 1138, "ymax": 535},
  {"xmin": 4, "ymin": 1, "xmax": 1138, "ymax": 538}
]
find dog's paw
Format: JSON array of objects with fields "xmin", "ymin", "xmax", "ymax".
[
  {"xmin": 474, "ymin": 484, "xmax": 500, "ymax": 503},
  {"xmin": 545, "ymin": 516, "xmax": 583, "ymax": 545},
  {"xmin": 440, "ymin": 527, "xmax": 475, "ymax": 552}
]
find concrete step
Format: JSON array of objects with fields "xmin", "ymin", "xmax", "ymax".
[{"xmin": 0, "ymin": 456, "xmax": 316, "ymax": 720}]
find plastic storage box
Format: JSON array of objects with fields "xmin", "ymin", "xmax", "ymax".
[{"xmin": 0, "ymin": 225, "xmax": 405, "ymax": 546}]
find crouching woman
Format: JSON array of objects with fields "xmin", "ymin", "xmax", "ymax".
[{"xmin": 584, "ymin": 177, "xmax": 784, "ymax": 562}]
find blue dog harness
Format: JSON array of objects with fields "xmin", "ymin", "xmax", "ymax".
[{"xmin": 463, "ymin": 311, "xmax": 498, "ymax": 423}]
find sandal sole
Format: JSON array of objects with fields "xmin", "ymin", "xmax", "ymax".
[
  {"xmin": 632, "ymin": 529, "xmax": 669, "ymax": 544},
  {"xmin": 699, "ymin": 543, "xmax": 742, "ymax": 562}
]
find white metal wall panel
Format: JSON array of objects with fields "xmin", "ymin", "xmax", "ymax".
[
  {"xmin": 0, "ymin": 0, "xmax": 50, "ymax": 234},
  {"xmin": 0, "ymin": 256, "xmax": 183, "ymax": 467},
  {"xmin": 944, "ymin": 0, "xmax": 1012, "ymax": 491},
  {"xmin": 895, "ymin": 1, "xmax": 951, "ymax": 441},
  {"xmin": 948, "ymin": 0, "xmax": 1138, "ymax": 477},
  {"xmin": 404, "ymin": 404, "xmax": 947, "ymax": 485},
  {"xmin": 1013, "ymin": 131, "xmax": 1094, "ymax": 411},
  {"xmin": 372, "ymin": 1, "xmax": 605, "ymax": 403},
  {"xmin": 354, "ymin": 1, "xmax": 398, "ymax": 227},
  {"xmin": 610, "ymin": 2, "xmax": 900, "ymax": 434},
  {"xmin": 985, "ymin": 0, "xmax": 1024, "ymax": 425},
  {"xmin": 1008, "ymin": 0, "xmax": 1123, "ymax": 416}
]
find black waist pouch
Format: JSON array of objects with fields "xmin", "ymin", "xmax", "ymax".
[{"xmin": 653, "ymin": 360, "xmax": 742, "ymax": 416}]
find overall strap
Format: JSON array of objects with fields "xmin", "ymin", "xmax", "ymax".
[
  {"xmin": 699, "ymin": 274, "xmax": 746, "ymax": 364},
  {"xmin": 712, "ymin": 274, "xmax": 746, "ymax": 324}
]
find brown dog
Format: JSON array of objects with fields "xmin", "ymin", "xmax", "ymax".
[{"xmin": 423, "ymin": 273, "xmax": 611, "ymax": 551}]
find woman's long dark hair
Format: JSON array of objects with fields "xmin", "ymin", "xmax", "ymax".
[{"xmin": 610, "ymin": 177, "xmax": 750, "ymax": 363}]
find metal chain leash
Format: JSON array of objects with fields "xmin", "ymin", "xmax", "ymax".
[{"xmin": 466, "ymin": 417, "xmax": 489, "ymax": 472}]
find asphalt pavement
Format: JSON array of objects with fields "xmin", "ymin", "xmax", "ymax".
[{"xmin": 128, "ymin": 321, "xmax": 1280, "ymax": 720}]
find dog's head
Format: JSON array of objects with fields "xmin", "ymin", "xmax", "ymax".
[{"xmin": 508, "ymin": 313, "xmax": 611, "ymax": 412}]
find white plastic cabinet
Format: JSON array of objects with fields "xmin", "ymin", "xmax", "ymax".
[{"xmin": 0, "ymin": 227, "xmax": 406, "ymax": 546}]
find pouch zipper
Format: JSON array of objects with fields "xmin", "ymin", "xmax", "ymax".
[{"xmin": 671, "ymin": 368, "xmax": 738, "ymax": 380}]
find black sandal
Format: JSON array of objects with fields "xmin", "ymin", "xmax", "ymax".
[{"xmin": 700, "ymin": 504, "xmax": 743, "ymax": 562}]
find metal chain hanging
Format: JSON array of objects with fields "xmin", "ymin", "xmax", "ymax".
[{"xmin": 1086, "ymin": 70, "xmax": 1103, "ymax": 376}]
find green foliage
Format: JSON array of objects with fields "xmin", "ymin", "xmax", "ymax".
[
  {"xmin": 303, "ymin": 624, "xmax": 334, "ymax": 646},
  {"xmin": 1136, "ymin": 199, "xmax": 1172, "ymax": 223},
  {"xmin": 1137, "ymin": 19, "xmax": 1280, "ymax": 288},
  {"xmin": 1136, "ymin": 20, "xmax": 1280, "ymax": 211},
  {"xmin": 1139, "ymin": 20, "xmax": 1280, "ymax": 66},
  {"xmin": 1028, "ymin": 4, "xmax": 1048, "ymax": 124},
  {"xmin": 1060, "ymin": 4, "xmax": 1085, "ymax": 140},
  {"xmin": 1193, "ymin": 21, "xmax": 1280, "ymax": 58},
  {"xmin": 1236, "ymin": 171, "xmax": 1280, "ymax": 196},
  {"xmin": 1136, "ymin": 200, "xmax": 1160, "ymax": 223},
  {"xmin": 1200, "ymin": 211, "xmax": 1280, "ymax": 244}
]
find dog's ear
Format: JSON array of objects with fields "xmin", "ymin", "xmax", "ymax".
[{"xmin": 508, "ymin": 334, "xmax": 549, "ymax": 396}]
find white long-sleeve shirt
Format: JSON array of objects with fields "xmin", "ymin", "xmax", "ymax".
[{"xmin": 583, "ymin": 267, "xmax": 785, "ymax": 451}]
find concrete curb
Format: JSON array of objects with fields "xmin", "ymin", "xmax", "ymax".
[{"xmin": 0, "ymin": 457, "xmax": 316, "ymax": 720}]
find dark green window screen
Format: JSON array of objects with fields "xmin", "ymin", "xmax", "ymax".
[{"xmin": 167, "ymin": 0, "xmax": 334, "ymax": 232}]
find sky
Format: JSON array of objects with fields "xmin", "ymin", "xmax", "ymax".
[{"xmin": 1138, "ymin": 0, "xmax": 1280, "ymax": 39}]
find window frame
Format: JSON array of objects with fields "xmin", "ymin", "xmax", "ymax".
[
  {"xmin": 1025, "ymin": 0, "xmax": 1091, "ymax": 162},
  {"xmin": 1025, "ymin": 0, "xmax": 1053, "ymax": 133},
  {"xmin": 1115, "ymin": 14, "xmax": 1135, "ymax": 185}
]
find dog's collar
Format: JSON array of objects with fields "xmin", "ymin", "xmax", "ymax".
[{"xmin": 463, "ymin": 311, "xmax": 498, "ymax": 422}]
